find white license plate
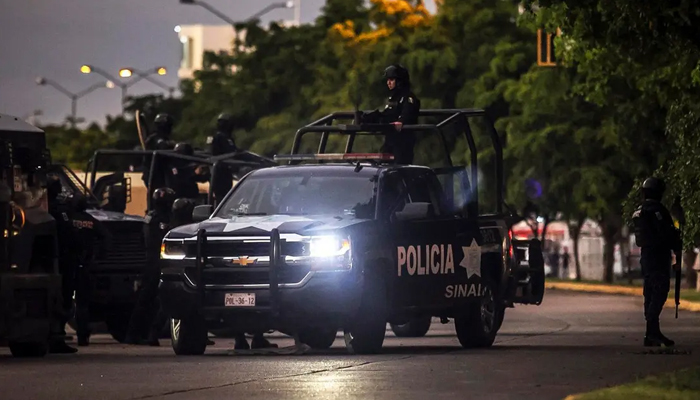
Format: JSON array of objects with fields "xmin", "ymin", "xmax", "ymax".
[{"xmin": 224, "ymin": 293, "xmax": 256, "ymax": 307}]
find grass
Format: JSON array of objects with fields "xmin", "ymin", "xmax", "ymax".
[
  {"xmin": 572, "ymin": 366, "xmax": 700, "ymax": 400},
  {"xmin": 546, "ymin": 278, "xmax": 700, "ymax": 304}
]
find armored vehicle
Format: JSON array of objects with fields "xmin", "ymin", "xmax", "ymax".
[
  {"xmin": 159, "ymin": 109, "xmax": 546, "ymax": 355},
  {"xmin": 0, "ymin": 114, "xmax": 62, "ymax": 357}
]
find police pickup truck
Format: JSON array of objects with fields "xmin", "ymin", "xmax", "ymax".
[{"xmin": 158, "ymin": 110, "xmax": 545, "ymax": 355}]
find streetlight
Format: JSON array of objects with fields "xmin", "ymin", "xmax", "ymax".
[
  {"xmin": 80, "ymin": 64, "xmax": 127, "ymax": 110},
  {"xmin": 117, "ymin": 67, "xmax": 175, "ymax": 96},
  {"xmin": 81, "ymin": 65, "xmax": 175, "ymax": 110},
  {"xmin": 35, "ymin": 76, "xmax": 113, "ymax": 128},
  {"xmin": 179, "ymin": 0, "xmax": 296, "ymax": 28}
]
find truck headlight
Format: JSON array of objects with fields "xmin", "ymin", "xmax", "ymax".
[
  {"xmin": 161, "ymin": 240, "xmax": 186, "ymax": 260},
  {"xmin": 308, "ymin": 236, "xmax": 351, "ymax": 271}
]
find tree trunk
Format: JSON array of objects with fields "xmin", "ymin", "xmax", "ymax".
[
  {"xmin": 683, "ymin": 250, "xmax": 697, "ymax": 289},
  {"xmin": 567, "ymin": 214, "xmax": 585, "ymax": 282},
  {"xmin": 599, "ymin": 213, "xmax": 622, "ymax": 283}
]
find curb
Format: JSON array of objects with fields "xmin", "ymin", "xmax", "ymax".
[{"xmin": 546, "ymin": 282, "xmax": 700, "ymax": 312}]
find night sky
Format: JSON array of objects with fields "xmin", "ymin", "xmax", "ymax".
[
  {"xmin": 1, "ymin": 0, "xmax": 436, "ymax": 127},
  {"xmin": 0, "ymin": 0, "xmax": 323, "ymax": 126}
]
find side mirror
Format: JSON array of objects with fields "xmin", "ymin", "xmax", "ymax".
[
  {"xmin": 192, "ymin": 205, "xmax": 213, "ymax": 222},
  {"xmin": 394, "ymin": 202, "xmax": 434, "ymax": 222}
]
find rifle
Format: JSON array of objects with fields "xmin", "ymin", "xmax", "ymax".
[{"xmin": 672, "ymin": 195, "xmax": 684, "ymax": 319}]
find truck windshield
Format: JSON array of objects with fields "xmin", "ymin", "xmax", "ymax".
[{"xmin": 215, "ymin": 173, "xmax": 377, "ymax": 219}]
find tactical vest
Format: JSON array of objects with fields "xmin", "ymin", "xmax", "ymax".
[{"xmin": 632, "ymin": 206, "xmax": 653, "ymax": 247}]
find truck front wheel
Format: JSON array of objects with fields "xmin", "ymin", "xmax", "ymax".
[
  {"xmin": 343, "ymin": 275, "xmax": 388, "ymax": 354},
  {"xmin": 454, "ymin": 279, "xmax": 500, "ymax": 348},
  {"xmin": 170, "ymin": 316, "xmax": 207, "ymax": 356}
]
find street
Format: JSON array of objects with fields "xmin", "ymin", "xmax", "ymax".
[{"xmin": 2, "ymin": 290, "xmax": 699, "ymax": 400}]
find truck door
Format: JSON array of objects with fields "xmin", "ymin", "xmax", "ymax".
[{"xmin": 386, "ymin": 168, "xmax": 481, "ymax": 312}]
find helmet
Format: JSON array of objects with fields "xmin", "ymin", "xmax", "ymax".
[
  {"xmin": 153, "ymin": 113, "xmax": 174, "ymax": 135},
  {"xmin": 174, "ymin": 142, "xmax": 194, "ymax": 156},
  {"xmin": 216, "ymin": 112, "xmax": 234, "ymax": 134},
  {"xmin": 383, "ymin": 64, "xmax": 410, "ymax": 84},
  {"xmin": 152, "ymin": 187, "xmax": 176, "ymax": 209},
  {"xmin": 642, "ymin": 177, "xmax": 665, "ymax": 200}
]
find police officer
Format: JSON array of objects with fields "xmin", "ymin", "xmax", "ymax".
[
  {"xmin": 124, "ymin": 188, "xmax": 176, "ymax": 345},
  {"xmin": 46, "ymin": 176, "xmax": 78, "ymax": 353},
  {"xmin": 71, "ymin": 194, "xmax": 111, "ymax": 346},
  {"xmin": 632, "ymin": 177, "xmax": 681, "ymax": 347},
  {"xmin": 142, "ymin": 113, "xmax": 176, "ymax": 196},
  {"xmin": 209, "ymin": 113, "xmax": 238, "ymax": 206},
  {"xmin": 166, "ymin": 142, "xmax": 210, "ymax": 202},
  {"xmin": 361, "ymin": 65, "xmax": 420, "ymax": 164}
]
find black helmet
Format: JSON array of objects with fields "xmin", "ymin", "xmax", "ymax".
[
  {"xmin": 216, "ymin": 112, "xmax": 234, "ymax": 134},
  {"xmin": 152, "ymin": 187, "xmax": 176, "ymax": 209},
  {"xmin": 174, "ymin": 142, "xmax": 194, "ymax": 156},
  {"xmin": 642, "ymin": 177, "xmax": 665, "ymax": 200},
  {"xmin": 383, "ymin": 64, "xmax": 410, "ymax": 84},
  {"xmin": 153, "ymin": 113, "xmax": 174, "ymax": 135},
  {"xmin": 172, "ymin": 198, "xmax": 195, "ymax": 216}
]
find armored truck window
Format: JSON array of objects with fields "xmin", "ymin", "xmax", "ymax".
[
  {"xmin": 215, "ymin": 170, "xmax": 378, "ymax": 219},
  {"xmin": 401, "ymin": 169, "xmax": 444, "ymax": 216},
  {"xmin": 378, "ymin": 170, "xmax": 407, "ymax": 219}
]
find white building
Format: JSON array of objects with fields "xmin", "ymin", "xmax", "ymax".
[{"xmin": 176, "ymin": 21, "xmax": 297, "ymax": 80}]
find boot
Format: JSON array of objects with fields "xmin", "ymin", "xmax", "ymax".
[
  {"xmin": 644, "ymin": 320, "xmax": 675, "ymax": 347},
  {"xmin": 234, "ymin": 333, "xmax": 250, "ymax": 350},
  {"xmin": 77, "ymin": 334, "xmax": 90, "ymax": 347},
  {"xmin": 251, "ymin": 334, "xmax": 278, "ymax": 349}
]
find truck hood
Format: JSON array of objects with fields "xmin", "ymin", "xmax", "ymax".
[
  {"xmin": 86, "ymin": 209, "xmax": 145, "ymax": 223},
  {"xmin": 166, "ymin": 214, "xmax": 369, "ymax": 239}
]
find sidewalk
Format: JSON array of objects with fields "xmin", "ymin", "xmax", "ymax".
[{"xmin": 546, "ymin": 279, "xmax": 700, "ymax": 312}]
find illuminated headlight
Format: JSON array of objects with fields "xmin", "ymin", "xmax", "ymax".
[
  {"xmin": 308, "ymin": 236, "xmax": 351, "ymax": 270},
  {"xmin": 161, "ymin": 240, "xmax": 186, "ymax": 260}
]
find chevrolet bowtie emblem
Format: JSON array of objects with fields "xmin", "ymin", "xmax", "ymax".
[{"xmin": 232, "ymin": 256, "xmax": 255, "ymax": 266}]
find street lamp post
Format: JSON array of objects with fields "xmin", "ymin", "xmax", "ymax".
[
  {"xmin": 117, "ymin": 67, "xmax": 176, "ymax": 97},
  {"xmin": 79, "ymin": 65, "xmax": 126, "ymax": 109},
  {"xmin": 81, "ymin": 65, "xmax": 173, "ymax": 110},
  {"xmin": 179, "ymin": 0, "xmax": 295, "ymax": 28},
  {"xmin": 35, "ymin": 76, "xmax": 113, "ymax": 128}
]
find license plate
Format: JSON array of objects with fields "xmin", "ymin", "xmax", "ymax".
[{"xmin": 225, "ymin": 293, "xmax": 256, "ymax": 307}]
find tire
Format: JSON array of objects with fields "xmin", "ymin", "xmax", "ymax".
[
  {"xmin": 454, "ymin": 279, "xmax": 500, "ymax": 348},
  {"xmin": 171, "ymin": 317, "xmax": 208, "ymax": 356},
  {"xmin": 390, "ymin": 315, "xmax": 432, "ymax": 337},
  {"xmin": 299, "ymin": 328, "xmax": 337, "ymax": 350},
  {"xmin": 105, "ymin": 312, "xmax": 132, "ymax": 343},
  {"xmin": 343, "ymin": 275, "xmax": 388, "ymax": 354},
  {"xmin": 9, "ymin": 341, "xmax": 48, "ymax": 358}
]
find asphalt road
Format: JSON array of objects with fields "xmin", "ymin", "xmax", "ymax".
[{"xmin": 2, "ymin": 290, "xmax": 700, "ymax": 400}]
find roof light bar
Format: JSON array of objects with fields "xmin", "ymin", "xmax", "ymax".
[{"xmin": 274, "ymin": 153, "xmax": 395, "ymax": 162}]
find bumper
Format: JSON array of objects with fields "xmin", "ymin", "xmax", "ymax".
[
  {"xmin": 0, "ymin": 273, "xmax": 61, "ymax": 343},
  {"xmin": 160, "ymin": 270, "xmax": 362, "ymax": 332}
]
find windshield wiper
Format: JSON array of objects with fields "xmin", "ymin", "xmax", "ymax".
[{"xmin": 229, "ymin": 212, "xmax": 268, "ymax": 216}]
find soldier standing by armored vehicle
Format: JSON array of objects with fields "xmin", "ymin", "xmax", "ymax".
[
  {"xmin": 166, "ymin": 142, "xmax": 210, "ymax": 202},
  {"xmin": 361, "ymin": 64, "xmax": 421, "ymax": 165},
  {"xmin": 632, "ymin": 177, "xmax": 681, "ymax": 347},
  {"xmin": 124, "ymin": 188, "xmax": 176, "ymax": 345},
  {"xmin": 46, "ymin": 176, "xmax": 78, "ymax": 354},
  {"xmin": 71, "ymin": 194, "xmax": 111, "ymax": 346},
  {"xmin": 142, "ymin": 113, "xmax": 176, "ymax": 198},
  {"xmin": 209, "ymin": 113, "xmax": 238, "ymax": 206}
]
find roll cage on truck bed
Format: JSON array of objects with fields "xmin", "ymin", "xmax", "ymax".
[{"xmin": 160, "ymin": 108, "xmax": 546, "ymax": 355}]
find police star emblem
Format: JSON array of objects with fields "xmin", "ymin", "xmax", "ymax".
[{"xmin": 459, "ymin": 239, "xmax": 482, "ymax": 278}]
